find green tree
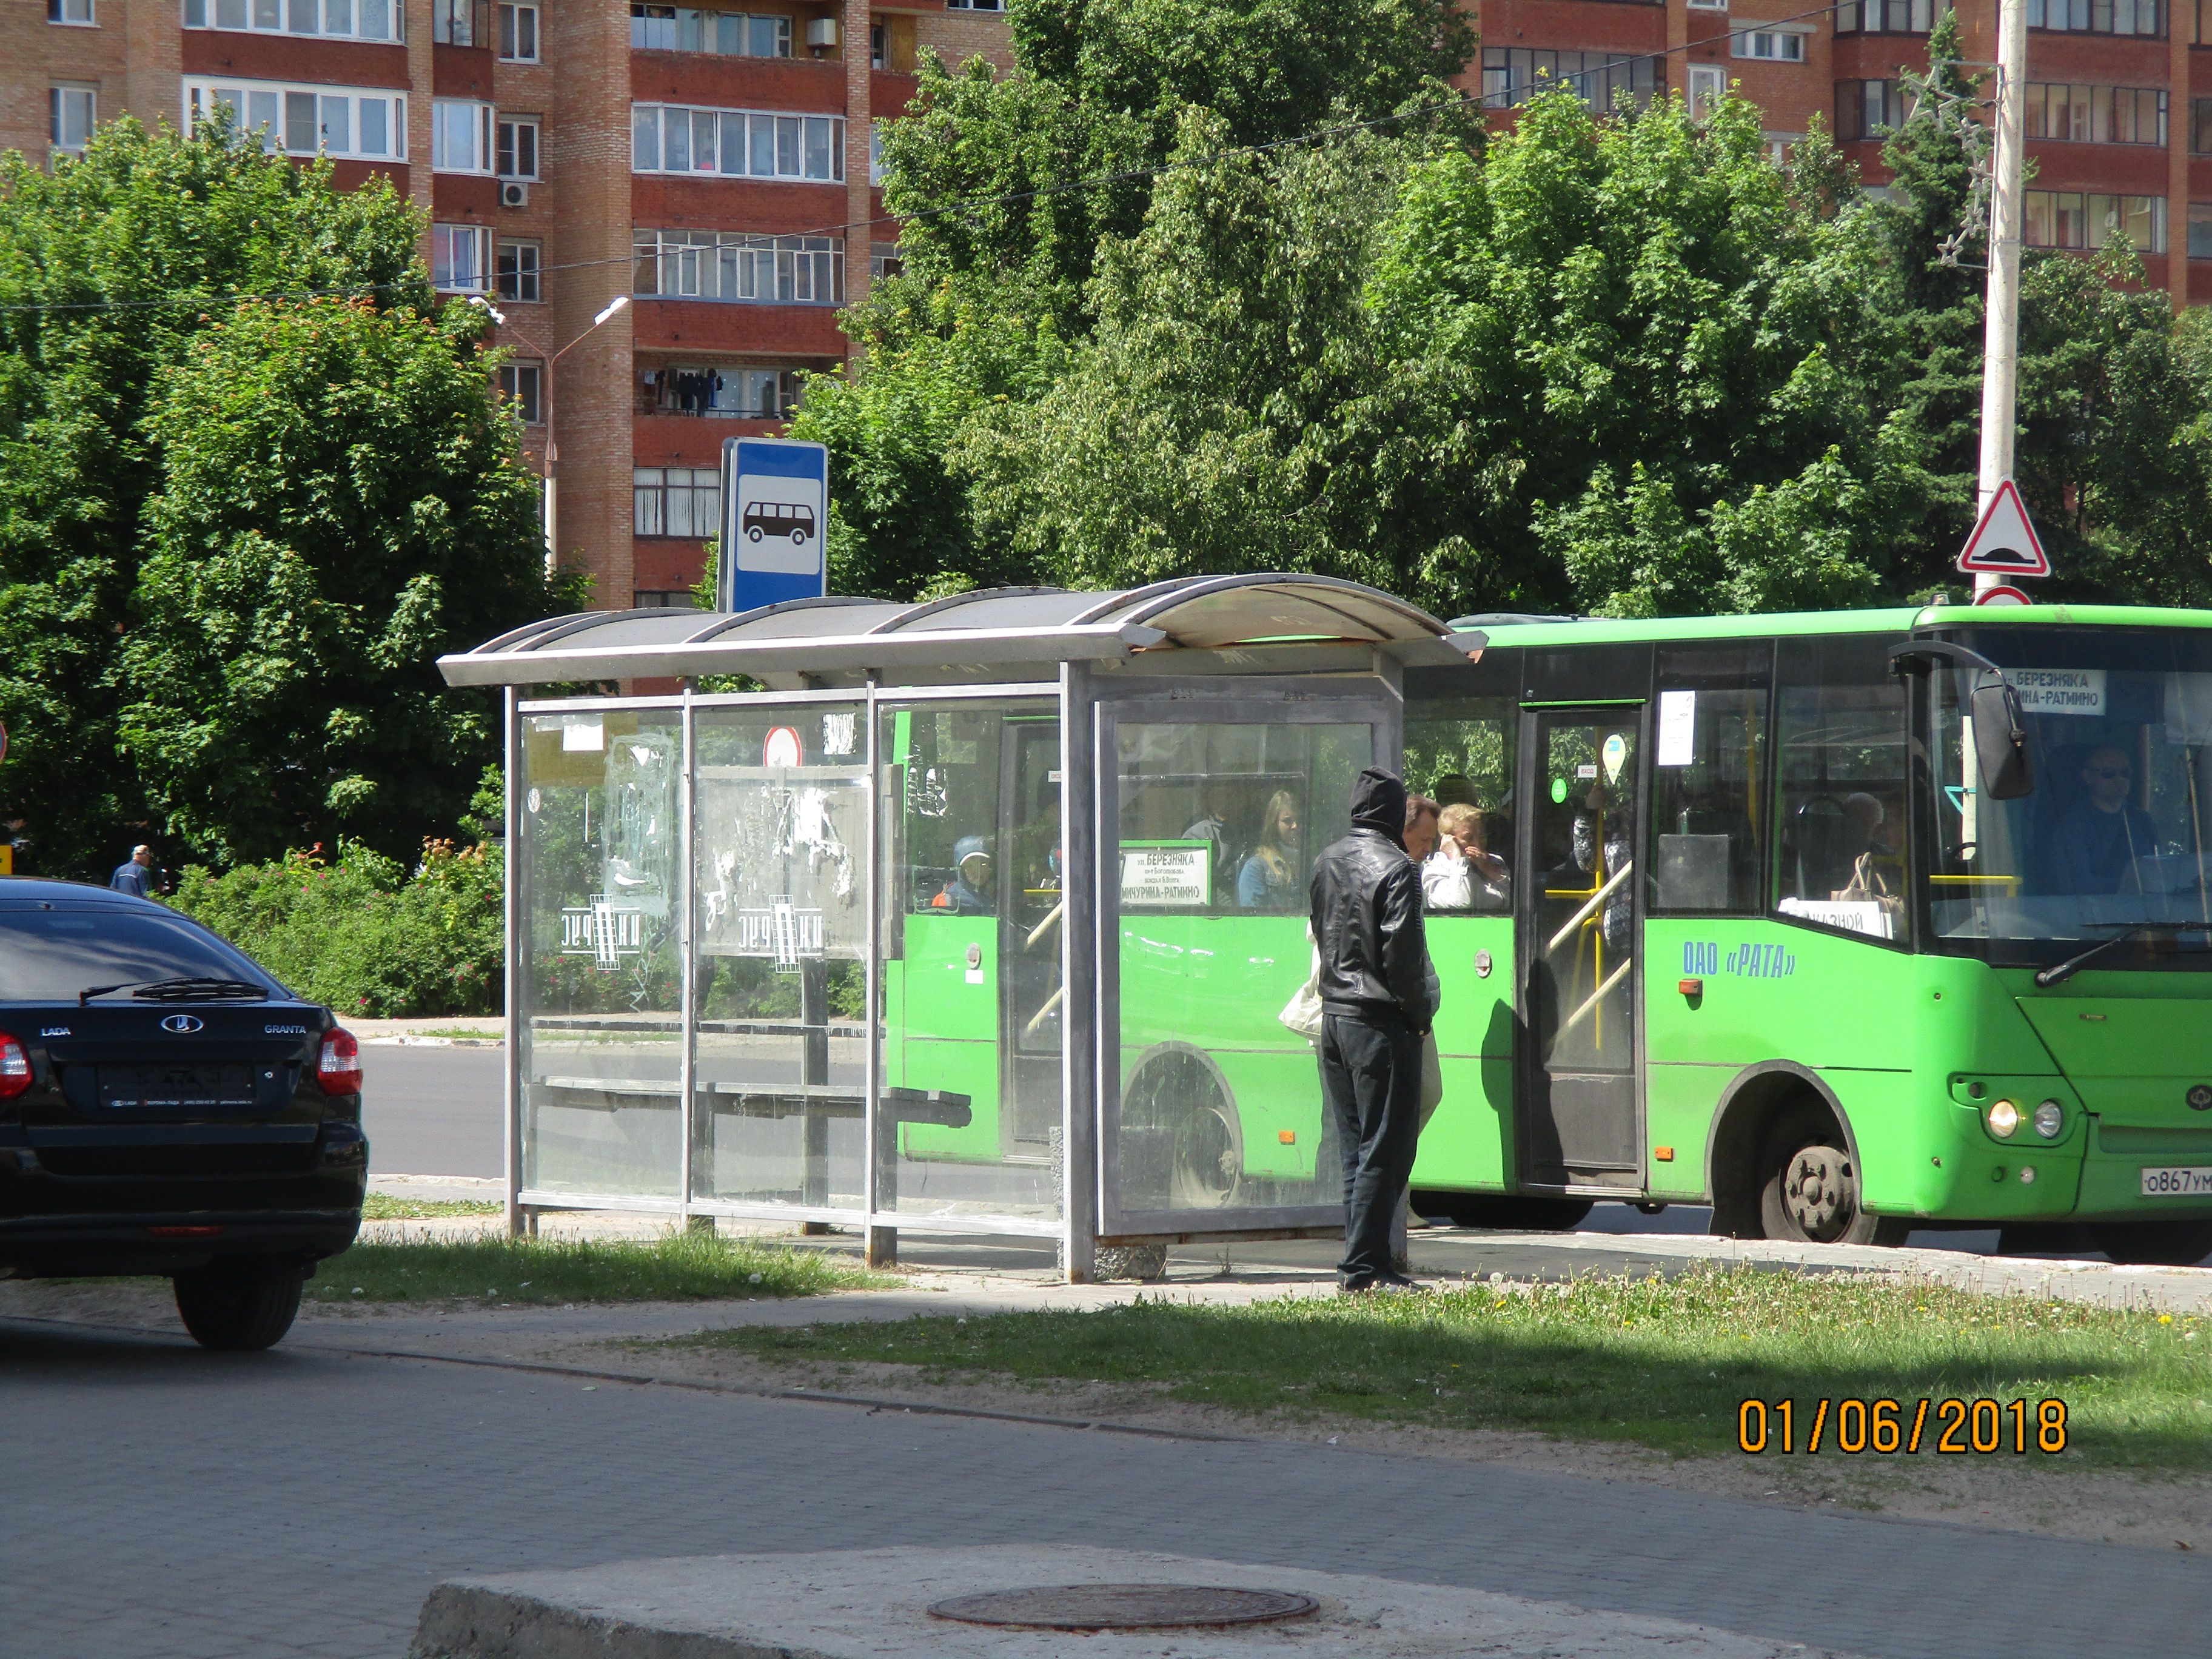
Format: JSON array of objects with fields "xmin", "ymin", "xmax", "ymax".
[
  {"xmin": 0, "ymin": 113, "xmax": 557, "ymax": 875},
  {"xmin": 116, "ymin": 295, "xmax": 552, "ymax": 865}
]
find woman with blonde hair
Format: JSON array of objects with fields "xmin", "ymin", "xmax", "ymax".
[{"xmin": 1237, "ymin": 789, "xmax": 1303, "ymax": 910}]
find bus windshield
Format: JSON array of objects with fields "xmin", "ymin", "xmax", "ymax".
[{"xmin": 1922, "ymin": 626, "xmax": 2212, "ymax": 960}]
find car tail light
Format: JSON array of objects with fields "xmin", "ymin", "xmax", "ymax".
[
  {"xmin": 0, "ymin": 1034, "xmax": 29, "ymax": 1101},
  {"xmin": 317, "ymin": 1028, "xmax": 362, "ymax": 1096}
]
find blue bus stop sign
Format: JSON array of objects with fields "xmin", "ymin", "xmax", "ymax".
[{"xmin": 719, "ymin": 436, "xmax": 828, "ymax": 612}]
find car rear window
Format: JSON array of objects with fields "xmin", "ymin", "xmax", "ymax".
[{"xmin": 0, "ymin": 908, "xmax": 279, "ymax": 1002}]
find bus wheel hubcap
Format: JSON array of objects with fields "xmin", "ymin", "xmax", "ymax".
[{"xmin": 1786, "ymin": 1146, "xmax": 1850, "ymax": 1238}]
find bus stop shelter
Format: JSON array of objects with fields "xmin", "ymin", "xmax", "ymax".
[{"xmin": 438, "ymin": 576, "xmax": 1469, "ymax": 1279}]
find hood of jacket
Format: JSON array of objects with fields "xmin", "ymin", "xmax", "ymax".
[{"xmin": 1347, "ymin": 767, "xmax": 1407, "ymax": 850}]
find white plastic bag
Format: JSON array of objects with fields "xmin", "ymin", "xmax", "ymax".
[{"xmin": 1279, "ymin": 926, "xmax": 1324, "ymax": 1039}]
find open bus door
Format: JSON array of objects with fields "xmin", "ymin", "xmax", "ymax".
[{"xmin": 1517, "ymin": 705, "xmax": 1647, "ymax": 1191}]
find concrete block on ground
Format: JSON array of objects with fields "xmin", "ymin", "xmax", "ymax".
[{"xmin": 408, "ymin": 1545, "xmax": 1860, "ymax": 1659}]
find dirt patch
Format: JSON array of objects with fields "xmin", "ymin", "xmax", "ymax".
[{"xmin": 585, "ymin": 1338, "xmax": 2212, "ymax": 1557}]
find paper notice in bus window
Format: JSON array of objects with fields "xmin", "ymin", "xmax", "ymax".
[
  {"xmin": 1120, "ymin": 842, "xmax": 1210, "ymax": 908},
  {"xmin": 1777, "ymin": 897, "xmax": 1894, "ymax": 940},
  {"xmin": 1657, "ymin": 691, "xmax": 1697, "ymax": 767},
  {"xmin": 561, "ymin": 715, "xmax": 605, "ymax": 752},
  {"xmin": 2002, "ymin": 667, "xmax": 2105, "ymax": 717}
]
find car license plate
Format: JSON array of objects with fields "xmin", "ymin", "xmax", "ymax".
[
  {"xmin": 2139, "ymin": 1166, "xmax": 2212, "ymax": 1198},
  {"xmin": 98, "ymin": 1065, "xmax": 255, "ymax": 1110}
]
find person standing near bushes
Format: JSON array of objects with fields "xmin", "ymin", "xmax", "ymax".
[
  {"xmin": 1309, "ymin": 767, "xmax": 1434, "ymax": 1295},
  {"xmin": 109, "ymin": 845, "xmax": 155, "ymax": 899}
]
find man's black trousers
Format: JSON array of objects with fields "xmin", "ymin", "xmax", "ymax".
[{"xmin": 1319, "ymin": 1009, "xmax": 1422, "ymax": 1289}]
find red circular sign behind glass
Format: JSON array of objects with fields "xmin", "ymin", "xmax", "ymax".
[{"xmin": 763, "ymin": 726, "xmax": 804, "ymax": 768}]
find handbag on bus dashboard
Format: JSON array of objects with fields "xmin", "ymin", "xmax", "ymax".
[{"xmin": 1832, "ymin": 853, "xmax": 1905, "ymax": 927}]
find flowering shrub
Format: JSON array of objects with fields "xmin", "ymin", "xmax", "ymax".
[{"xmin": 172, "ymin": 839, "xmax": 504, "ymax": 1017}]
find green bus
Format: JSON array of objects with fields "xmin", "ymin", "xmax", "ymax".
[{"xmin": 876, "ymin": 603, "xmax": 2212, "ymax": 1264}]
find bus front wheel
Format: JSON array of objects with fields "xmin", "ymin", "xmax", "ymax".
[
  {"xmin": 2089, "ymin": 1221, "xmax": 2212, "ymax": 1266},
  {"xmin": 1756, "ymin": 1111, "xmax": 1908, "ymax": 1247}
]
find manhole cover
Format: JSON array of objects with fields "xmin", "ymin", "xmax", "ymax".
[{"xmin": 928, "ymin": 1584, "xmax": 1319, "ymax": 1631}]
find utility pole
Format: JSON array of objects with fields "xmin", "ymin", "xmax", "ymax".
[{"xmin": 1974, "ymin": 0, "xmax": 2028, "ymax": 600}]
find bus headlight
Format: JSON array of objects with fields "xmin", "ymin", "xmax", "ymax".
[
  {"xmin": 1986, "ymin": 1099, "xmax": 2020, "ymax": 1139},
  {"xmin": 2034, "ymin": 1100, "xmax": 2064, "ymax": 1139}
]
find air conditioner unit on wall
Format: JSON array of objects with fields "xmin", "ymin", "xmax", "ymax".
[
  {"xmin": 805, "ymin": 16, "xmax": 837, "ymax": 48},
  {"xmin": 500, "ymin": 179, "xmax": 529, "ymax": 207}
]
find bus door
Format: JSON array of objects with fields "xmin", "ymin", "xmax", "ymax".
[
  {"xmin": 998, "ymin": 715, "xmax": 1064, "ymax": 1154},
  {"xmin": 1518, "ymin": 706, "xmax": 1646, "ymax": 1188}
]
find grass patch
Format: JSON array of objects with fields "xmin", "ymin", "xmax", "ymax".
[
  {"xmin": 400, "ymin": 1027, "xmax": 503, "ymax": 1042},
  {"xmin": 360, "ymin": 1193, "xmax": 503, "ymax": 1219},
  {"xmin": 310, "ymin": 1231, "xmax": 885, "ymax": 1306},
  {"xmin": 680, "ymin": 1267, "xmax": 2212, "ymax": 1470}
]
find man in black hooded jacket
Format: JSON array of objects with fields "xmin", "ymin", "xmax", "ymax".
[{"xmin": 1310, "ymin": 766, "xmax": 1434, "ymax": 1292}]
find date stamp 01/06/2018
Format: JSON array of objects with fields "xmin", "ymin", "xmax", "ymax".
[{"xmin": 1738, "ymin": 1398, "xmax": 2070, "ymax": 1455}]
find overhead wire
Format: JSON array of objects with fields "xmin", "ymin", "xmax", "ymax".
[{"xmin": 0, "ymin": 0, "xmax": 1877, "ymax": 321}]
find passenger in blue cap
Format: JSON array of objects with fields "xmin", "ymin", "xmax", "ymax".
[{"xmin": 933, "ymin": 836, "xmax": 995, "ymax": 914}]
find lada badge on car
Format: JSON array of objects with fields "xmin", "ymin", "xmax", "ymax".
[
  {"xmin": 40, "ymin": 1026, "xmax": 69, "ymax": 1038},
  {"xmin": 159, "ymin": 1014, "xmax": 204, "ymax": 1034}
]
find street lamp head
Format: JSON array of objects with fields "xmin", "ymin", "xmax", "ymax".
[{"xmin": 592, "ymin": 295, "xmax": 631, "ymax": 328}]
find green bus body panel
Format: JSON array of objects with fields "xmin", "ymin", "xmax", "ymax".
[
  {"xmin": 1410, "ymin": 915, "xmax": 1517, "ymax": 1191},
  {"xmin": 886, "ymin": 913, "xmax": 1002, "ymax": 1161},
  {"xmin": 1118, "ymin": 914, "xmax": 1319, "ymax": 1179},
  {"xmin": 1461, "ymin": 603, "xmax": 2212, "ymax": 653}
]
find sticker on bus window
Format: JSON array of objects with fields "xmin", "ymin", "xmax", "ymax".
[
  {"xmin": 1602, "ymin": 732, "xmax": 1627, "ymax": 781},
  {"xmin": 1119, "ymin": 841, "xmax": 1210, "ymax": 908},
  {"xmin": 1657, "ymin": 690, "xmax": 1697, "ymax": 766}
]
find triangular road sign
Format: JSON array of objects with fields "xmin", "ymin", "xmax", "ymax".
[{"xmin": 1957, "ymin": 477, "xmax": 2050, "ymax": 577}]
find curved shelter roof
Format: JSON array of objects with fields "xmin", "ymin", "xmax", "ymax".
[{"xmin": 438, "ymin": 575, "xmax": 1457, "ymax": 689}]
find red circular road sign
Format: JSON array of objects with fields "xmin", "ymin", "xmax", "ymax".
[
  {"xmin": 763, "ymin": 725, "xmax": 804, "ymax": 768},
  {"xmin": 1974, "ymin": 585, "xmax": 2033, "ymax": 607}
]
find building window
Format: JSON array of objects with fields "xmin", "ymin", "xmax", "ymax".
[
  {"xmin": 631, "ymin": 106, "xmax": 845, "ymax": 181},
  {"xmin": 2028, "ymin": 84, "xmax": 2166, "ymax": 144},
  {"xmin": 497, "ymin": 1, "xmax": 536, "ymax": 58},
  {"xmin": 1835, "ymin": 79, "xmax": 1906, "ymax": 141},
  {"xmin": 432, "ymin": 0, "xmax": 482, "ymax": 42},
  {"xmin": 186, "ymin": 79, "xmax": 406, "ymax": 158},
  {"xmin": 634, "ymin": 466, "xmax": 720, "ymax": 537},
  {"xmin": 2190, "ymin": 203, "xmax": 2212, "ymax": 258},
  {"xmin": 629, "ymin": 5, "xmax": 791, "ymax": 55},
  {"xmin": 2023, "ymin": 190, "xmax": 2165, "ymax": 251},
  {"xmin": 946, "ymin": 0, "xmax": 1005, "ymax": 8},
  {"xmin": 1481, "ymin": 49, "xmax": 1663, "ymax": 113},
  {"xmin": 870, "ymin": 240, "xmax": 902, "ymax": 281},
  {"xmin": 641, "ymin": 363, "xmax": 800, "ymax": 417},
  {"xmin": 496, "ymin": 240, "xmax": 541, "ymax": 301},
  {"xmin": 1688, "ymin": 0, "xmax": 1726, "ymax": 11},
  {"xmin": 50, "ymin": 85, "xmax": 95, "ymax": 153},
  {"xmin": 1687, "ymin": 62, "xmax": 1725, "ymax": 117},
  {"xmin": 2188, "ymin": 97, "xmax": 2212, "ymax": 152},
  {"xmin": 498, "ymin": 362, "xmax": 543, "ymax": 424},
  {"xmin": 497, "ymin": 115, "xmax": 539, "ymax": 178},
  {"xmin": 1732, "ymin": 28, "xmax": 1806, "ymax": 58},
  {"xmin": 434, "ymin": 101, "xmax": 494, "ymax": 172},
  {"xmin": 633, "ymin": 229, "xmax": 846, "ymax": 304},
  {"xmin": 184, "ymin": 0, "xmax": 398, "ymax": 39},
  {"xmin": 1834, "ymin": 0, "xmax": 1935, "ymax": 30},
  {"xmin": 431, "ymin": 223, "xmax": 494, "ymax": 292},
  {"xmin": 2027, "ymin": 0, "xmax": 2160, "ymax": 32},
  {"xmin": 48, "ymin": 0, "xmax": 95, "ymax": 24}
]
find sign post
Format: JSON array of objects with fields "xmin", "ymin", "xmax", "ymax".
[{"xmin": 719, "ymin": 437, "xmax": 829, "ymax": 614}]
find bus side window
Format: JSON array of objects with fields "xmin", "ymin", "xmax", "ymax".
[
  {"xmin": 1770, "ymin": 637, "xmax": 1911, "ymax": 943},
  {"xmin": 1649, "ymin": 644, "xmax": 1771, "ymax": 914},
  {"xmin": 1403, "ymin": 696, "xmax": 1517, "ymax": 913}
]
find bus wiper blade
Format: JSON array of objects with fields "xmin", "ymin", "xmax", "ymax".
[
  {"xmin": 2035, "ymin": 922, "xmax": 2210, "ymax": 989},
  {"xmin": 78, "ymin": 976, "xmax": 270, "ymax": 1007}
]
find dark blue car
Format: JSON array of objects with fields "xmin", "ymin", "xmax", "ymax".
[{"xmin": 0, "ymin": 878, "xmax": 366, "ymax": 1349}]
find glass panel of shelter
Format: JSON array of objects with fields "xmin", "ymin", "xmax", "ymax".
[
  {"xmin": 516, "ymin": 709, "xmax": 685, "ymax": 1198},
  {"xmin": 873, "ymin": 699, "xmax": 1064, "ymax": 1224},
  {"xmin": 689, "ymin": 702, "xmax": 870, "ymax": 1214},
  {"xmin": 1106, "ymin": 711, "xmax": 1374, "ymax": 1221}
]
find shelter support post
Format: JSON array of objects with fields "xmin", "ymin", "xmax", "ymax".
[
  {"xmin": 800, "ymin": 959, "xmax": 833, "ymax": 1232},
  {"xmin": 1061, "ymin": 661, "xmax": 1099, "ymax": 1283},
  {"xmin": 503, "ymin": 685, "xmax": 525, "ymax": 1238}
]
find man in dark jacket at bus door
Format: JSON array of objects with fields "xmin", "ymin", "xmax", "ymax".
[{"xmin": 1310, "ymin": 766, "xmax": 1434, "ymax": 1293}]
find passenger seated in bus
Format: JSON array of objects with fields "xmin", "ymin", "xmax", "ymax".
[
  {"xmin": 1404, "ymin": 794, "xmax": 1441, "ymax": 863},
  {"xmin": 2037, "ymin": 743, "xmax": 2160, "ymax": 894},
  {"xmin": 1430, "ymin": 771, "xmax": 1480, "ymax": 810},
  {"xmin": 1237, "ymin": 790, "xmax": 1304, "ymax": 910},
  {"xmin": 1425, "ymin": 803, "xmax": 1509, "ymax": 911},
  {"xmin": 933, "ymin": 836, "xmax": 995, "ymax": 914},
  {"xmin": 1843, "ymin": 792, "xmax": 1900, "ymax": 860}
]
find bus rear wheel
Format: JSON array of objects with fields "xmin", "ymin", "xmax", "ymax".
[
  {"xmin": 2088, "ymin": 1221, "xmax": 2212, "ymax": 1266},
  {"xmin": 1410, "ymin": 1190, "xmax": 1593, "ymax": 1231},
  {"xmin": 1756, "ymin": 1112, "xmax": 1908, "ymax": 1247}
]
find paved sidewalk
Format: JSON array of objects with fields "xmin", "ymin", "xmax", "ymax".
[{"xmin": 6, "ymin": 1311, "xmax": 2208, "ymax": 1659}]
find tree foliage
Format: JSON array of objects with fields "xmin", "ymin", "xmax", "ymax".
[{"xmin": 0, "ymin": 115, "xmax": 560, "ymax": 877}]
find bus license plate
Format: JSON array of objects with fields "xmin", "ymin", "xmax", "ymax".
[{"xmin": 2140, "ymin": 1166, "xmax": 2212, "ymax": 1198}]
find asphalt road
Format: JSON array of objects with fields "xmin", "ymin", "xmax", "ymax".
[{"xmin": 7, "ymin": 1312, "xmax": 2210, "ymax": 1659}]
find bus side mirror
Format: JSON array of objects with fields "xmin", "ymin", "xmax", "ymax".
[{"xmin": 1971, "ymin": 673, "xmax": 2036, "ymax": 800}]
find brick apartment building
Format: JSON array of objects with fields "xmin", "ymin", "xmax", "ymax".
[
  {"xmin": 4, "ymin": 0, "xmax": 1010, "ymax": 609},
  {"xmin": 4, "ymin": 0, "xmax": 2205, "ymax": 609}
]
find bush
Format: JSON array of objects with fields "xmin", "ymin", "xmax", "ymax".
[{"xmin": 173, "ymin": 839, "xmax": 503, "ymax": 1018}]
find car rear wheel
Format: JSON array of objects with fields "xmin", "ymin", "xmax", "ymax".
[
  {"xmin": 173, "ymin": 1259, "xmax": 304, "ymax": 1351},
  {"xmin": 2088, "ymin": 1221, "xmax": 2212, "ymax": 1267}
]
